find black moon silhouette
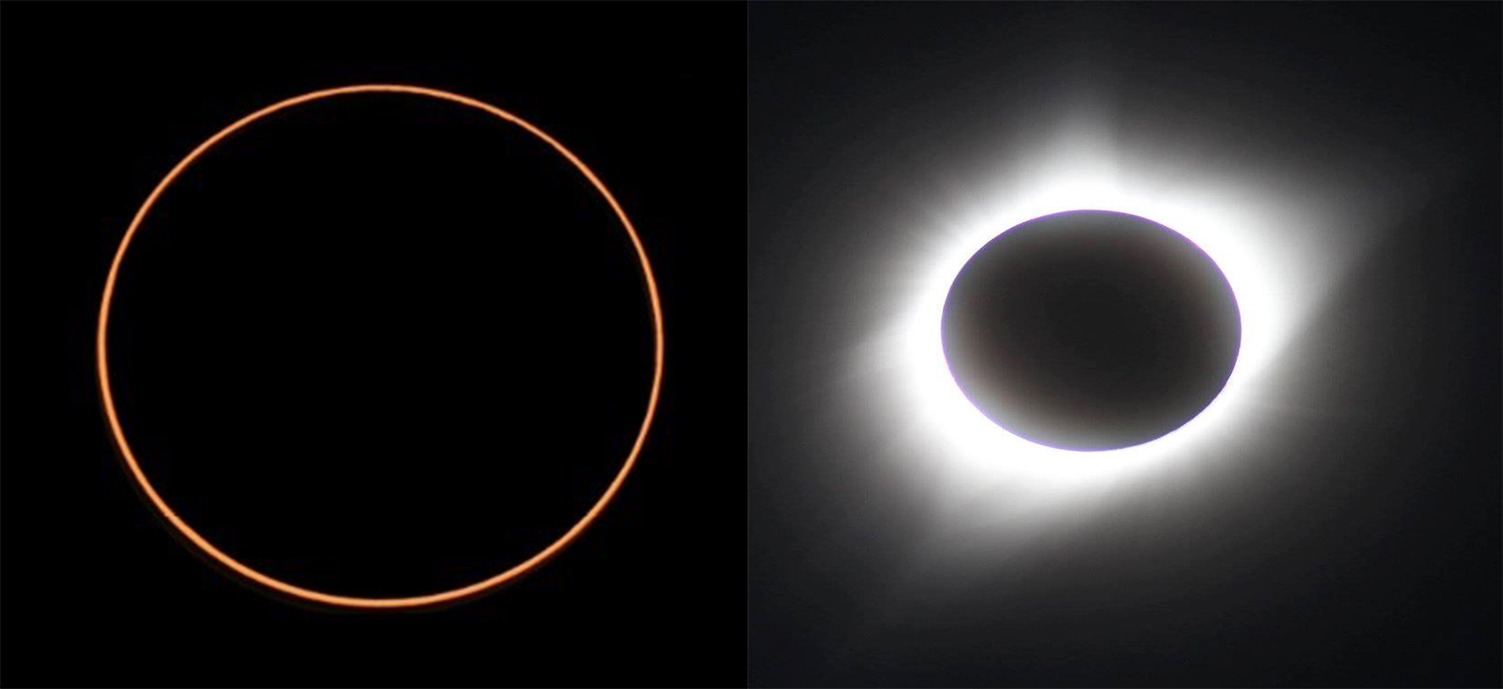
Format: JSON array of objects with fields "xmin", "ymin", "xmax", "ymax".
[{"xmin": 941, "ymin": 210, "xmax": 1241, "ymax": 451}]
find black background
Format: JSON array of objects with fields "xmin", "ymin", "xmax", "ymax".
[
  {"xmin": 3, "ymin": 3, "xmax": 742, "ymax": 687},
  {"xmin": 750, "ymin": 3, "xmax": 1500, "ymax": 687}
]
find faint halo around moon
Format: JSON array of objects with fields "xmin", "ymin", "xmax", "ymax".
[{"xmin": 940, "ymin": 209, "xmax": 1241, "ymax": 451}]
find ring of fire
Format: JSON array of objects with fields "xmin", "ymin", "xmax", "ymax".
[{"xmin": 96, "ymin": 84, "xmax": 664, "ymax": 609}]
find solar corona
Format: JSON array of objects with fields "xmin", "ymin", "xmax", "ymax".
[{"xmin": 96, "ymin": 84, "xmax": 664, "ymax": 609}]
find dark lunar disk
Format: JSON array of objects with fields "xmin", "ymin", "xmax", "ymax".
[{"xmin": 941, "ymin": 210, "xmax": 1241, "ymax": 451}]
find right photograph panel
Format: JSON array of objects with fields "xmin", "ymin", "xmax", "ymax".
[{"xmin": 747, "ymin": 3, "xmax": 1501, "ymax": 687}]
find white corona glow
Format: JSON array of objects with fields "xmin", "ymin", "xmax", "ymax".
[
  {"xmin": 851, "ymin": 106, "xmax": 1412, "ymax": 541},
  {"xmin": 886, "ymin": 151, "xmax": 1300, "ymax": 489}
]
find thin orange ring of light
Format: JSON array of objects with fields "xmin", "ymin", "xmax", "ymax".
[{"xmin": 96, "ymin": 84, "xmax": 664, "ymax": 609}]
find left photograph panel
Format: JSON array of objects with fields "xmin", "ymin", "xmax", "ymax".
[{"xmin": 1, "ymin": 3, "xmax": 745, "ymax": 687}]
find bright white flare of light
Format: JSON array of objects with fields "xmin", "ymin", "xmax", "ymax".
[
  {"xmin": 887, "ymin": 154, "xmax": 1303, "ymax": 490},
  {"xmin": 833, "ymin": 87, "xmax": 1418, "ymax": 598}
]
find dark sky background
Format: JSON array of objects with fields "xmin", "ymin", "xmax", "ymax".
[
  {"xmin": 749, "ymin": 3, "xmax": 1500, "ymax": 687},
  {"xmin": 2, "ymin": 3, "xmax": 742, "ymax": 687}
]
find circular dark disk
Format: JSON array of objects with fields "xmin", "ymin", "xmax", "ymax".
[
  {"xmin": 105, "ymin": 93, "xmax": 654, "ymax": 598},
  {"xmin": 940, "ymin": 210, "xmax": 1241, "ymax": 451}
]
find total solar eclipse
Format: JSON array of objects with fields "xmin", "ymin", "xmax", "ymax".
[{"xmin": 941, "ymin": 210, "xmax": 1241, "ymax": 451}]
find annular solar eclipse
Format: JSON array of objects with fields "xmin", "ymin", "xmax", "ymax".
[
  {"xmin": 941, "ymin": 210, "xmax": 1240, "ymax": 451},
  {"xmin": 96, "ymin": 84, "xmax": 663, "ymax": 609}
]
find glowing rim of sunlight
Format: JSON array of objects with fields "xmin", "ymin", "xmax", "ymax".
[
  {"xmin": 97, "ymin": 84, "xmax": 664, "ymax": 609},
  {"xmin": 892, "ymin": 164, "xmax": 1289, "ymax": 486}
]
